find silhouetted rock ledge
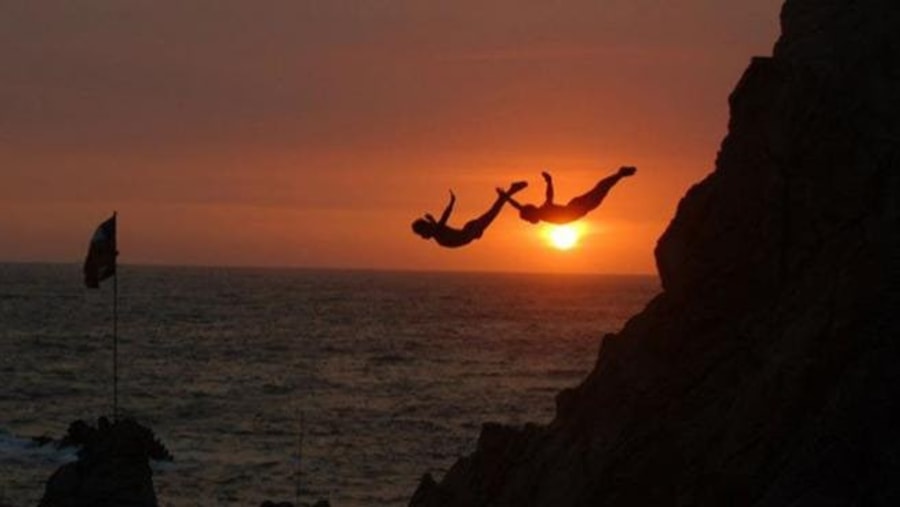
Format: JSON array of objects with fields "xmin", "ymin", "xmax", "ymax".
[
  {"xmin": 411, "ymin": 0, "xmax": 900, "ymax": 505},
  {"xmin": 39, "ymin": 417, "xmax": 172, "ymax": 507},
  {"xmin": 259, "ymin": 501, "xmax": 331, "ymax": 507}
]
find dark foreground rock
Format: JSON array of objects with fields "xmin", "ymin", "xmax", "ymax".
[
  {"xmin": 259, "ymin": 500, "xmax": 331, "ymax": 507},
  {"xmin": 411, "ymin": 0, "xmax": 900, "ymax": 505},
  {"xmin": 39, "ymin": 417, "xmax": 172, "ymax": 507}
]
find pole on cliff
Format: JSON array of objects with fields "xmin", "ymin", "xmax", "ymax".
[
  {"xmin": 295, "ymin": 408, "xmax": 304, "ymax": 506},
  {"xmin": 113, "ymin": 230, "xmax": 118, "ymax": 423},
  {"xmin": 83, "ymin": 211, "xmax": 119, "ymax": 422}
]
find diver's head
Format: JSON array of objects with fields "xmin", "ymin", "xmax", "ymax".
[
  {"xmin": 411, "ymin": 218, "xmax": 435, "ymax": 239},
  {"xmin": 519, "ymin": 205, "xmax": 541, "ymax": 224}
]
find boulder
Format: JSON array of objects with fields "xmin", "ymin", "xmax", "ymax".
[{"xmin": 39, "ymin": 417, "xmax": 172, "ymax": 507}]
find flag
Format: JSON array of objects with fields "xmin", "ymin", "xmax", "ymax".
[{"xmin": 83, "ymin": 213, "xmax": 117, "ymax": 288}]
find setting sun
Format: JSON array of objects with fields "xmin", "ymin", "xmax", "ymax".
[{"xmin": 545, "ymin": 224, "xmax": 582, "ymax": 250}]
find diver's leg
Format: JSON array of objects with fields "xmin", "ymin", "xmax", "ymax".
[
  {"xmin": 462, "ymin": 194, "xmax": 505, "ymax": 239},
  {"xmin": 567, "ymin": 167, "xmax": 635, "ymax": 212},
  {"xmin": 463, "ymin": 182, "xmax": 527, "ymax": 239},
  {"xmin": 496, "ymin": 180, "xmax": 528, "ymax": 208}
]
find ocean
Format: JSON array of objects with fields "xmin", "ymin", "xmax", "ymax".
[{"xmin": 0, "ymin": 263, "xmax": 658, "ymax": 506}]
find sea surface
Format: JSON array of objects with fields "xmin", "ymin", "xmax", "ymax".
[{"xmin": 0, "ymin": 264, "xmax": 658, "ymax": 506}]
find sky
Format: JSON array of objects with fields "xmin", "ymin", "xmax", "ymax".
[{"xmin": 1, "ymin": 1, "xmax": 784, "ymax": 274}]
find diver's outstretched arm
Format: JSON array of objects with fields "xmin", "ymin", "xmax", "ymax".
[
  {"xmin": 541, "ymin": 171, "xmax": 554, "ymax": 205},
  {"xmin": 496, "ymin": 180, "xmax": 528, "ymax": 209},
  {"xmin": 503, "ymin": 194, "xmax": 524, "ymax": 210},
  {"xmin": 438, "ymin": 191, "xmax": 456, "ymax": 226}
]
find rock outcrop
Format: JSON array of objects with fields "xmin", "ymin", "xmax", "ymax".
[
  {"xmin": 259, "ymin": 499, "xmax": 331, "ymax": 507},
  {"xmin": 39, "ymin": 418, "xmax": 172, "ymax": 507},
  {"xmin": 411, "ymin": 0, "xmax": 900, "ymax": 505}
]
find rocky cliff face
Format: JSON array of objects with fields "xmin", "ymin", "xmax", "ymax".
[{"xmin": 411, "ymin": 0, "xmax": 900, "ymax": 505}]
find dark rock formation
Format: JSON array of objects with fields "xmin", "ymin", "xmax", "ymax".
[
  {"xmin": 411, "ymin": 0, "xmax": 900, "ymax": 505},
  {"xmin": 39, "ymin": 418, "xmax": 172, "ymax": 507},
  {"xmin": 259, "ymin": 500, "xmax": 331, "ymax": 507}
]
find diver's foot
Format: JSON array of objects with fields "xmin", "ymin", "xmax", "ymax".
[
  {"xmin": 541, "ymin": 171, "xmax": 551, "ymax": 181},
  {"xmin": 618, "ymin": 166, "xmax": 637, "ymax": 177},
  {"xmin": 508, "ymin": 180, "xmax": 528, "ymax": 194}
]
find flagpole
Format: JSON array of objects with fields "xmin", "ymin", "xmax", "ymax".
[
  {"xmin": 113, "ymin": 211, "xmax": 118, "ymax": 422},
  {"xmin": 296, "ymin": 408, "xmax": 304, "ymax": 506}
]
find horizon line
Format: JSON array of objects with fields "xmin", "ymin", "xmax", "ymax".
[{"xmin": 0, "ymin": 259, "xmax": 659, "ymax": 278}]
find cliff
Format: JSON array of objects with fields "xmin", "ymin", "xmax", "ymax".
[{"xmin": 411, "ymin": 0, "xmax": 900, "ymax": 505}]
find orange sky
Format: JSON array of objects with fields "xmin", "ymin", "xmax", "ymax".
[{"xmin": 1, "ymin": 1, "xmax": 783, "ymax": 274}]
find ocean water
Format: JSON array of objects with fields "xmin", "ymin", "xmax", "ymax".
[{"xmin": 0, "ymin": 264, "xmax": 658, "ymax": 506}]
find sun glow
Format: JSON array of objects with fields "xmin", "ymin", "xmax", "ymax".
[{"xmin": 544, "ymin": 224, "xmax": 583, "ymax": 251}]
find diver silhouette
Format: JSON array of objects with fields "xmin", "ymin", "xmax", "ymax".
[
  {"xmin": 503, "ymin": 166, "xmax": 636, "ymax": 224},
  {"xmin": 412, "ymin": 181, "xmax": 528, "ymax": 248}
]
